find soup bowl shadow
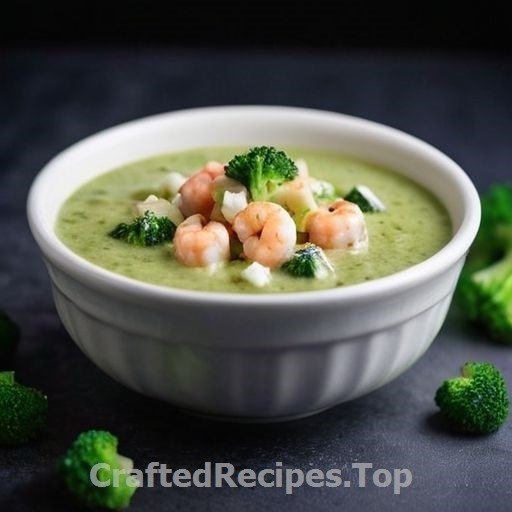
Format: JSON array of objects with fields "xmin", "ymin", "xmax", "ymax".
[{"xmin": 27, "ymin": 106, "xmax": 480, "ymax": 421}]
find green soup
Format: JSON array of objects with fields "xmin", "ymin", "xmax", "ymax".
[{"xmin": 56, "ymin": 147, "xmax": 452, "ymax": 293}]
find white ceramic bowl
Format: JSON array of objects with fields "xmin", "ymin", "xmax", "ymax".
[{"xmin": 27, "ymin": 106, "xmax": 480, "ymax": 421}]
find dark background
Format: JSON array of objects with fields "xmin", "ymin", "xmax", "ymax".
[
  {"xmin": 2, "ymin": 5, "xmax": 511, "ymax": 51},
  {"xmin": 2, "ymin": 7, "xmax": 512, "ymax": 512}
]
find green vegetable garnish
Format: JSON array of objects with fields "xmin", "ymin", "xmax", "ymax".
[
  {"xmin": 435, "ymin": 362, "xmax": 509, "ymax": 434},
  {"xmin": 282, "ymin": 243, "xmax": 334, "ymax": 279},
  {"xmin": 344, "ymin": 185, "xmax": 386, "ymax": 213},
  {"xmin": 60, "ymin": 430, "xmax": 138, "ymax": 510},
  {"xmin": 109, "ymin": 210, "xmax": 176, "ymax": 246},
  {"xmin": 0, "ymin": 371, "xmax": 48, "ymax": 445},
  {"xmin": 457, "ymin": 184, "xmax": 512, "ymax": 342},
  {"xmin": 225, "ymin": 146, "xmax": 298, "ymax": 201}
]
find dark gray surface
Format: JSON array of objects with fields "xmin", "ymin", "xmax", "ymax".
[{"xmin": 1, "ymin": 48, "xmax": 511, "ymax": 511}]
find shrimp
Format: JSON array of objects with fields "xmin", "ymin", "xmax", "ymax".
[
  {"xmin": 232, "ymin": 201, "xmax": 297, "ymax": 268},
  {"xmin": 173, "ymin": 214, "xmax": 230, "ymax": 267},
  {"xmin": 305, "ymin": 199, "xmax": 368, "ymax": 251},
  {"xmin": 179, "ymin": 161, "xmax": 225, "ymax": 218}
]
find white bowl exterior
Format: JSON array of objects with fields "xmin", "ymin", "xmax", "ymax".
[
  {"xmin": 47, "ymin": 258, "xmax": 459, "ymax": 418},
  {"xmin": 28, "ymin": 106, "xmax": 480, "ymax": 419}
]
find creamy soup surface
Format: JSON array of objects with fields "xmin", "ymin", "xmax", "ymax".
[{"xmin": 57, "ymin": 147, "xmax": 452, "ymax": 293}]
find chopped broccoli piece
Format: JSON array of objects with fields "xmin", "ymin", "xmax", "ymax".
[
  {"xmin": 0, "ymin": 311, "xmax": 20, "ymax": 368},
  {"xmin": 457, "ymin": 184, "xmax": 512, "ymax": 342},
  {"xmin": 60, "ymin": 430, "xmax": 138, "ymax": 510},
  {"xmin": 0, "ymin": 371, "xmax": 48, "ymax": 445},
  {"xmin": 309, "ymin": 179, "xmax": 337, "ymax": 202},
  {"xmin": 344, "ymin": 185, "xmax": 386, "ymax": 212},
  {"xmin": 435, "ymin": 362, "xmax": 509, "ymax": 434},
  {"xmin": 109, "ymin": 210, "xmax": 176, "ymax": 246},
  {"xmin": 225, "ymin": 146, "xmax": 298, "ymax": 201},
  {"xmin": 282, "ymin": 243, "xmax": 334, "ymax": 279}
]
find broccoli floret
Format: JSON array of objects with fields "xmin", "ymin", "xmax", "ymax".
[
  {"xmin": 0, "ymin": 311, "xmax": 20, "ymax": 368},
  {"xmin": 344, "ymin": 185, "xmax": 386, "ymax": 213},
  {"xmin": 282, "ymin": 243, "xmax": 334, "ymax": 279},
  {"xmin": 457, "ymin": 184, "xmax": 512, "ymax": 342},
  {"xmin": 225, "ymin": 146, "xmax": 298, "ymax": 201},
  {"xmin": 60, "ymin": 430, "xmax": 138, "ymax": 510},
  {"xmin": 435, "ymin": 362, "xmax": 509, "ymax": 434},
  {"xmin": 0, "ymin": 371, "xmax": 47, "ymax": 445},
  {"xmin": 109, "ymin": 210, "xmax": 176, "ymax": 246}
]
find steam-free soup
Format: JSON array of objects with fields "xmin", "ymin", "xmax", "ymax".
[{"xmin": 57, "ymin": 147, "xmax": 451, "ymax": 293}]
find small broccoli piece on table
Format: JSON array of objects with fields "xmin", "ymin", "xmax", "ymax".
[
  {"xmin": 109, "ymin": 210, "xmax": 176, "ymax": 246},
  {"xmin": 464, "ymin": 254, "xmax": 512, "ymax": 339},
  {"xmin": 0, "ymin": 311, "xmax": 20, "ymax": 368},
  {"xmin": 0, "ymin": 371, "xmax": 47, "ymax": 445},
  {"xmin": 457, "ymin": 184, "xmax": 512, "ymax": 343},
  {"xmin": 60, "ymin": 430, "xmax": 138, "ymax": 510},
  {"xmin": 344, "ymin": 185, "xmax": 386, "ymax": 213},
  {"xmin": 225, "ymin": 146, "xmax": 298, "ymax": 201},
  {"xmin": 282, "ymin": 243, "xmax": 334, "ymax": 279},
  {"xmin": 435, "ymin": 362, "xmax": 509, "ymax": 434}
]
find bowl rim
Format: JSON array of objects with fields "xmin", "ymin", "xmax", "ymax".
[{"xmin": 27, "ymin": 105, "xmax": 481, "ymax": 307}]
